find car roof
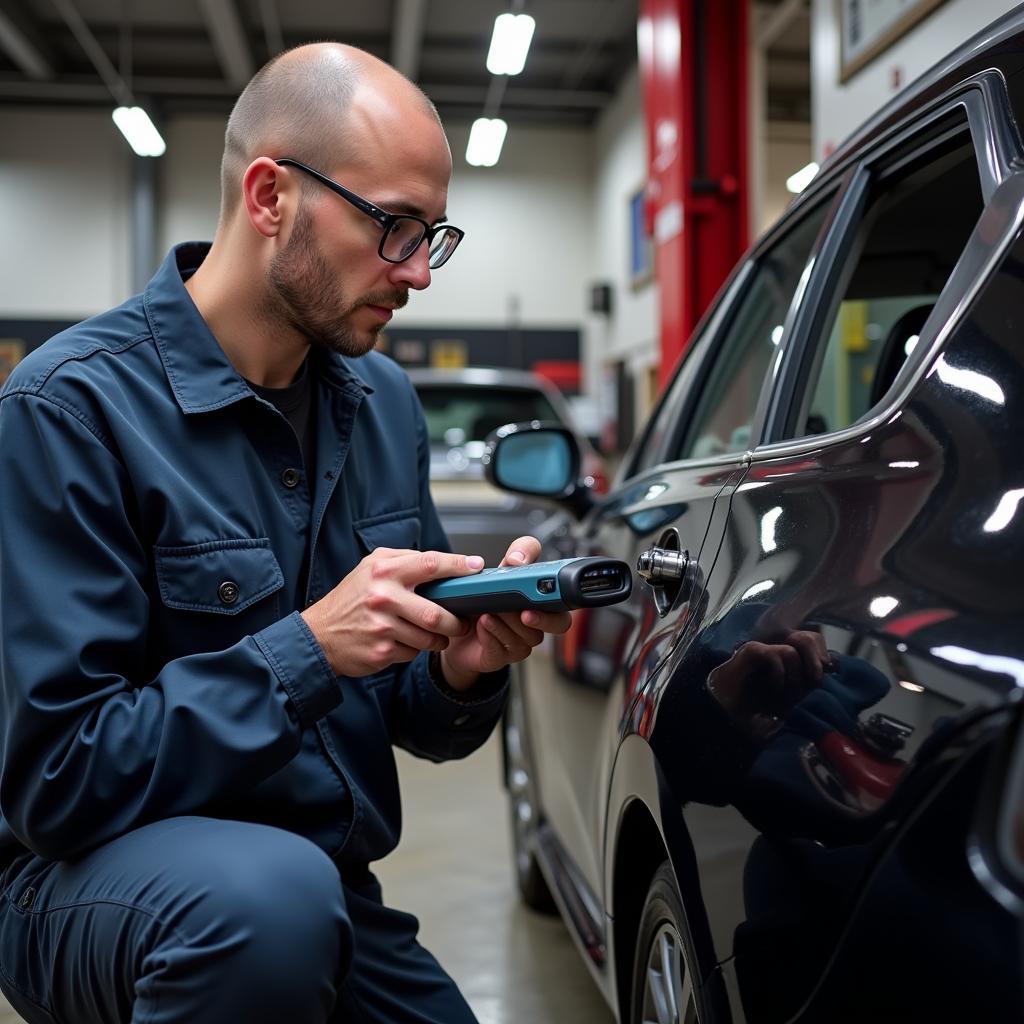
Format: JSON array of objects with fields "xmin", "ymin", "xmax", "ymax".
[{"xmin": 405, "ymin": 367, "xmax": 559, "ymax": 391}]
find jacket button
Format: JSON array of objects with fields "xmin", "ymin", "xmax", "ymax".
[
  {"xmin": 452, "ymin": 713, "xmax": 471, "ymax": 727},
  {"xmin": 281, "ymin": 467, "xmax": 301, "ymax": 488},
  {"xmin": 18, "ymin": 887, "xmax": 35, "ymax": 911},
  {"xmin": 218, "ymin": 580, "xmax": 240, "ymax": 605}
]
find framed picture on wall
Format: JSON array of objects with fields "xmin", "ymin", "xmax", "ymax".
[
  {"xmin": 629, "ymin": 186, "xmax": 654, "ymax": 289},
  {"xmin": 0, "ymin": 338, "xmax": 26, "ymax": 388},
  {"xmin": 839, "ymin": 0, "xmax": 950, "ymax": 83}
]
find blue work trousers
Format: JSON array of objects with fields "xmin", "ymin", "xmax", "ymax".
[{"xmin": 0, "ymin": 817, "xmax": 478, "ymax": 1023}]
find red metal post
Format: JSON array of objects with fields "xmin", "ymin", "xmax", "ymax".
[{"xmin": 639, "ymin": 0, "xmax": 749, "ymax": 388}]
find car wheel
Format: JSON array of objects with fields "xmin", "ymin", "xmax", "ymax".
[
  {"xmin": 631, "ymin": 862, "xmax": 701, "ymax": 1024},
  {"xmin": 504, "ymin": 671, "xmax": 556, "ymax": 913}
]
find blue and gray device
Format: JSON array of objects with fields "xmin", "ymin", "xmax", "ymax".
[{"xmin": 416, "ymin": 556, "xmax": 632, "ymax": 614}]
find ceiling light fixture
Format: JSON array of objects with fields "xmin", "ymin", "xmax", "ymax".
[
  {"xmin": 486, "ymin": 13, "xmax": 536, "ymax": 75},
  {"xmin": 112, "ymin": 106, "xmax": 166, "ymax": 157},
  {"xmin": 51, "ymin": 0, "xmax": 165, "ymax": 158},
  {"xmin": 466, "ymin": 117, "xmax": 509, "ymax": 167}
]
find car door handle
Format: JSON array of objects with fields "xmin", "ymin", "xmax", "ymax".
[{"xmin": 636, "ymin": 546, "xmax": 688, "ymax": 583}]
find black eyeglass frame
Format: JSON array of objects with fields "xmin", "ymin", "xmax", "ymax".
[{"xmin": 274, "ymin": 157, "xmax": 464, "ymax": 268}]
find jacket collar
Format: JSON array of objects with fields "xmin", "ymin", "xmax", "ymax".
[{"xmin": 146, "ymin": 242, "xmax": 373, "ymax": 415}]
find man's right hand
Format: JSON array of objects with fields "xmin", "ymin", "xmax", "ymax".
[{"xmin": 301, "ymin": 548, "xmax": 483, "ymax": 677}]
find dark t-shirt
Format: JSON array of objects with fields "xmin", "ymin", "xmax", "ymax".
[{"xmin": 247, "ymin": 358, "xmax": 317, "ymax": 471}]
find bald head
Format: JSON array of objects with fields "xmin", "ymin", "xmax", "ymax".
[{"xmin": 219, "ymin": 42, "xmax": 442, "ymax": 221}]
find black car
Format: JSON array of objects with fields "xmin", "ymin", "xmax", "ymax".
[{"xmin": 487, "ymin": 11, "xmax": 1024, "ymax": 1024}]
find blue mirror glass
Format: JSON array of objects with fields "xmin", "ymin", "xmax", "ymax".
[{"xmin": 495, "ymin": 431, "xmax": 573, "ymax": 495}]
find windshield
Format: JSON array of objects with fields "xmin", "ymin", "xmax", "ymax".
[{"xmin": 416, "ymin": 385, "xmax": 562, "ymax": 447}]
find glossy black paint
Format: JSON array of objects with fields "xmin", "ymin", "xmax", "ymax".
[{"xmin": 495, "ymin": 10, "xmax": 1024, "ymax": 1024}]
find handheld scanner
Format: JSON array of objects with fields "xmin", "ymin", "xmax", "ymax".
[{"xmin": 416, "ymin": 556, "xmax": 632, "ymax": 615}]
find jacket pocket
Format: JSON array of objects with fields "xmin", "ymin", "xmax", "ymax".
[
  {"xmin": 353, "ymin": 510, "xmax": 421, "ymax": 554},
  {"xmin": 154, "ymin": 538, "xmax": 284, "ymax": 615}
]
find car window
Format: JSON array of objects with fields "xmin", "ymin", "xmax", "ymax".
[
  {"xmin": 416, "ymin": 386, "xmax": 561, "ymax": 447},
  {"xmin": 670, "ymin": 200, "xmax": 833, "ymax": 462},
  {"xmin": 785, "ymin": 126, "xmax": 983, "ymax": 440}
]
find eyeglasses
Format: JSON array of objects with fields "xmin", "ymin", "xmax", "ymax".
[{"xmin": 275, "ymin": 158, "xmax": 464, "ymax": 269}]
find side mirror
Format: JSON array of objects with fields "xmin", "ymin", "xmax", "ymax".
[{"xmin": 483, "ymin": 422, "xmax": 593, "ymax": 517}]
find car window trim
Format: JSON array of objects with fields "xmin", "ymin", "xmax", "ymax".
[
  {"xmin": 644, "ymin": 188, "xmax": 846, "ymax": 475},
  {"xmin": 750, "ymin": 163, "xmax": 1024, "ymax": 464},
  {"xmin": 761, "ymin": 82, "xmax": 1013, "ymax": 448}
]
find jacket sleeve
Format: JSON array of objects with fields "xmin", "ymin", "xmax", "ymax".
[
  {"xmin": 0, "ymin": 392, "xmax": 342, "ymax": 860},
  {"xmin": 383, "ymin": 384, "xmax": 508, "ymax": 761}
]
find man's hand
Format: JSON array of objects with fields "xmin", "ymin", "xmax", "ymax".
[
  {"xmin": 301, "ymin": 548, "xmax": 482, "ymax": 677},
  {"xmin": 439, "ymin": 536, "xmax": 572, "ymax": 691},
  {"xmin": 707, "ymin": 630, "xmax": 832, "ymax": 741}
]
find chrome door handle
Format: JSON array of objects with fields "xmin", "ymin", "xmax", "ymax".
[{"xmin": 636, "ymin": 547, "xmax": 688, "ymax": 583}]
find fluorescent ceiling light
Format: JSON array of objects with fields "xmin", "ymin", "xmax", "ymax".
[
  {"xmin": 786, "ymin": 161, "xmax": 819, "ymax": 194},
  {"xmin": 486, "ymin": 13, "xmax": 536, "ymax": 75},
  {"xmin": 466, "ymin": 117, "xmax": 508, "ymax": 167},
  {"xmin": 112, "ymin": 106, "xmax": 166, "ymax": 157}
]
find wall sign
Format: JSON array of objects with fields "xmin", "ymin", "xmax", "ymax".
[{"xmin": 840, "ymin": 0, "xmax": 950, "ymax": 82}]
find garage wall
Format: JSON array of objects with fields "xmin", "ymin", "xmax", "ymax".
[
  {"xmin": 0, "ymin": 108, "xmax": 133, "ymax": 318},
  {"xmin": 0, "ymin": 109, "xmax": 594, "ymax": 333},
  {"xmin": 811, "ymin": 0, "xmax": 1021, "ymax": 161},
  {"xmin": 587, "ymin": 65, "xmax": 658, "ymax": 425}
]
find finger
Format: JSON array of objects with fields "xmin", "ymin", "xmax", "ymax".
[
  {"xmin": 490, "ymin": 611, "xmax": 544, "ymax": 648},
  {"xmin": 521, "ymin": 609, "xmax": 572, "ymax": 635},
  {"xmin": 787, "ymin": 631, "xmax": 828, "ymax": 685},
  {"xmin": 404, "ymin": 592, "xmax": 472, "ymax": 638},
  {"xmin": 390, "ymin": 619, "xmax": 452, "ymax": 653},
  {"xmin": 480, "ymin": 614, "xmax": 533, "ymax": 661},
  {"xmin": 379, "ymin": 549, "xmax": 485, "ymax": 586},
  {"xmin": 500, "ymin": 536, "xmax": 541, "ymax": 567}
]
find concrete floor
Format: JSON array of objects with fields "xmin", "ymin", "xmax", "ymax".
[{"xmin": 0, "ymin": 732, "xmax": 615, "ymax": 1023}]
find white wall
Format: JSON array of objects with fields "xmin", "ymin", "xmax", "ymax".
[
  {"xmin": 393, "ymin": 121, "xmax": 594, "ymax": 329},
  {"xmin": 1, "ymin": 108, "xmax": 596, "ymax": 338},
  {"xmin": 587, "ymin": 65, "xmax": 657, "ymax": 423},
  {"xmin": 811, "ymin": 0, "xmax": 1021, "ymax": 162},
  {"xmin": 0, "ymin": 108, "xmax": 133, "ymax": 317}
]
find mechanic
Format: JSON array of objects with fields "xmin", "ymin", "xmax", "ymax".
[{"xmin": 0, "ymin": 42, "xmax": 570, "ymax": 1024}]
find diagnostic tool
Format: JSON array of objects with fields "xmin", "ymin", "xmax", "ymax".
[{"xmin": 416, "ymin": 556, "xmax": 632, "ymax": 614}]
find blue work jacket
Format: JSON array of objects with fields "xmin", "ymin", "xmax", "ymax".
[{"xmin": 0, "ymin": 243, "xmax": 507, "ymax": 868}]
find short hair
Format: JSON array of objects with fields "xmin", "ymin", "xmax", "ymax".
[{"xmin": 219, "ymin": 45, "xmax": 362, "ymax": 221}]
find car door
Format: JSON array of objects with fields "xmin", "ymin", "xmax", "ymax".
[
  {"xmin": 644, "ymin": 82, "xmax": 1024, "ymax": 1022},
  {"xmin": 524, "ymin": 187, "xmax": 841, "ymax": 925}
]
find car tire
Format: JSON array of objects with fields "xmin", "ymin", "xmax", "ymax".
[
  {"xmin": 503, "ymin": 671, "xmax": 557, "ymax": 913},
  {"xmin": 630, "ymin": 862, "xmax": 702, "ymax": 1024}
]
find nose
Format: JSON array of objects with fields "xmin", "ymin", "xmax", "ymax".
[{"xmin": 388, "ymin": 242, "xmax": 432, "ymax": 291}]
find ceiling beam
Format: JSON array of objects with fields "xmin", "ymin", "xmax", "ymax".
[
  {"xmin": 50, "ymin": 0, "xmax": 131, "ymax": 105},
  {"xmin": 0, "ymin": 0, "xmax": 54, "ymax": 80},
  {"xmin": 197, "ymin": 0, "xmax": 254, "ymax": 89},
  {"xmin": 390, "ymin": 0, "xmax": 428, "ymax": 81},
  {"xmin": 0, "ymin": 76, "xmax": 611, "ymax": 114}
]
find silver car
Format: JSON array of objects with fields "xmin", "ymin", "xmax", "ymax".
[{"xmin": 407, "ymin": 367, "xmax": 605, "ymax": 567}]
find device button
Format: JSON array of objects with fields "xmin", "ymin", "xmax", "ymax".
[{"xmin": 537, "ymin": 577, "xmax": 556, "ymax": 594}]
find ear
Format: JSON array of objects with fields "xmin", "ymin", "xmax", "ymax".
[{"xmin": 241, "ymin": 157, "xmax": 293, "ymax": 238}]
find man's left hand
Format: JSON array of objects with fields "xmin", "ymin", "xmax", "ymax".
[{"xmin": 439, "ymin": 536, "xmax": 572, "ymax": 690}]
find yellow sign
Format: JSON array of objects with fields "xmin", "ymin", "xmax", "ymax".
[{"xmin": 431, "ymin": 340, "xmax": 468, "ymax": 368}]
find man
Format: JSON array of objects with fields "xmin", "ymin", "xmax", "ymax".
[{"xmin": 0, "ymin": 43, "xmax": 569, "ymax": 1024}]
